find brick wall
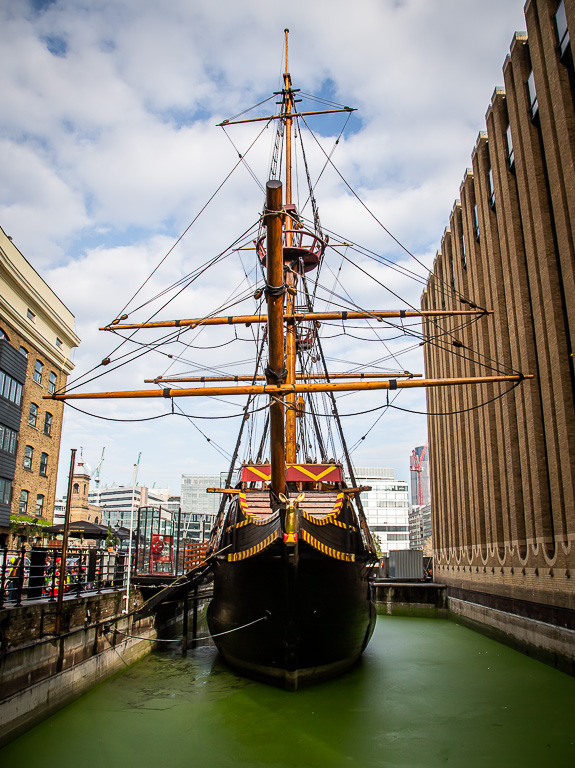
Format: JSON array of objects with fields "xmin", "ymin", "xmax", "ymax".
[
  {"xmin": 1, "ymin": 321, "xmax": 67, "ymax": 527},
  {"xmin": 422, "ymin": 0, "xmax": 575, "ymax": 613}
]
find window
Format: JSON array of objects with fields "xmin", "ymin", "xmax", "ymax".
[
  {"xmin": 28, "ymin": 403, "xmax": 38, "ymax": 427},
  {"xmin": 73, "ymin": 483, "xmax": 79, "ymax": 494},
  {"xmin": 35, "ymin": 494, "xmax": 45, "ymax": 516},
  {"xmin": 19, "ymin": 489, "xmax": 29, "ymax": 514},
  {"xmin": 488, "ymin": 168, "xmax": 495, "ymax": 210},
  {"xmin": 0, "ymin": 424, "xmax": 17, "ymax": 454},
  {"xmin": 27, "ymin": 309, "xmax": 35, "ymax": 322},
  {"xmin": 556, "ymin": 0, "xmax": 570, "ymax": 58},
  {"xmin": 19, "ymin": 346, "xmax": 28, "ymax": 357},
  {"xmin": 449, "ymin": 256, "xmax": 456, "ymax": 291},
  {"xmin": 506, "ymin": 123, "xmax": 515, "ymax": 169},
  {"xmin": 44, "ymin": 412, "xmax": 53, "ymax": 436},
  {"xmin": 473, "ymin": 204, "xmax": 480, "ymax": 242},
  {"xmin": 527, "ymin": 69, "xmax": 538, "ymax": 118},
  {"xmin": 40, "ymin": 452, "xmax": 48, "ymax": 476},
  {"xmin": 48, "ymin": 371, "xmax": 57, "ymax": 394},
  {"xmin": 34, "ymin": 360, "xmax": 43, "ymax": 384},
  {"xmin": 24, "ymin": 445, "xmax": 34, "ymax": 471},
  {"xmin": 0, "ymin": 370, "xmax": 23, "ymax": 406},
  {"xmin": 461, "ymin": 233, "xmax": 466, "ymax": 270},
  {"xmin": 375, "ymin": 525, "xmax": 409, "ymax": 532},
  {"xmin": 0, "ymin": 478, "xmax": 12, "ymax": 506},
  {"xmin": 0, "ymin": 329, "xmax": 8, "ymax": 341},
  {"xmin": 56, "ymin": 337, "xmax": 63, "ymax": 349}
]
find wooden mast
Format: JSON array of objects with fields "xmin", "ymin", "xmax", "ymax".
[
  {"xmin": 265, "ymin": 180, "xmax": 286, "ymax": 497},
  {"xmin": 284, "ymin": 29, "xmax": 293, "ymax": 210},
  {"xmin": 284, "ymin": 28, "xmax": 298, "ymax": 464}
]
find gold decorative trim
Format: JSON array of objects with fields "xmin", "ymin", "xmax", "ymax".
[
  {"xmin": 301, "ymin": 529, "xmax": 355, "ymax": 561},
  {"xmin": 228, "ymin": 531, "xmax": 280, "ymax": 562}
]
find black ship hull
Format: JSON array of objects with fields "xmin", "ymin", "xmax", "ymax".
[{"xmin": 207, "ymin": 540, "xmax": 375, "ymax": 690}]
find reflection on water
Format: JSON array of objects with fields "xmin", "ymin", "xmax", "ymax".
[{"xmin": 1, "ymin": 617, "xmax": 574, "ymax": 767}]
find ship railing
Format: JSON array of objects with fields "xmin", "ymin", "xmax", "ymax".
[{"xmin": 0, "ymin": 546, "xmax": 132, "ymax": 607}]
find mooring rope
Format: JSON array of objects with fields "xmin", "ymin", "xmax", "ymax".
[{"xmin": 108, "ymin": 613, "xmax": 269, "ymax": 644}]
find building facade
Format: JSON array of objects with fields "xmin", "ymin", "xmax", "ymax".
[
  {"xmin": 88, "ymin": 485, "xmax": 167, "ymax": 528},
  {"xmin": 350, "ymin": 467, "xmax": 410, "ymax": 555},
  {"xmin": 0, "ymin": 227, "xmax": 80, "ymax": 541},
  {"xmin": 409, "ymin": 504, "xmax": 432, "ymax": 551},
  {"xmin": 180, "ymin": 474, "xmax": 223, "ymax": 541},
  {"xmin": 421, "ymin": 0, "xmax": 575, "ymax": 659}
]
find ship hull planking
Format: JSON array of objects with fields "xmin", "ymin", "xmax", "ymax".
[{"xmin": 207, "ymin": 542, "xmax": 376, "ymax": 691}]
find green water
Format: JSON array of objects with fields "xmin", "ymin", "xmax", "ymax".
[{"xmin": 2, "ymin": 617, "xmax": 574, "ymax": 767}]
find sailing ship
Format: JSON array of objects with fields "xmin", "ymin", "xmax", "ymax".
[{"xmin": 46, "ymin": 31, "xmax": 531, "ymax": 689}]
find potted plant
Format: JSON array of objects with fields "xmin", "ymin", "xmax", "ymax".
[{"xmin": 105, "ymin": 525, "xmax": 119, "ymax": 552}]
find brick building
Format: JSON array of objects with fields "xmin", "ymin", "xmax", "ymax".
[
  {"xmin": 0, "ymin": 226, "xmax": 80, "ymax": 543},
  {"xmin": 69, "ymin": 464, "xmax": 104, "ymax": 524},
  {"xmin": 421, "ymin": 0, "xmax": 575, "ymax": 669}
]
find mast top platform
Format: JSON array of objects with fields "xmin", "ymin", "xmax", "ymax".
[{"xmin": 256, "ymin": 228, "xmax": 325, "ymax": 273}]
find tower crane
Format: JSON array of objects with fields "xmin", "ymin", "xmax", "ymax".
[
  {"xmin": 91, "ymin": 447, "xmax": 105, "ymax": 488},
  {"xmin": 410, "ymin": 444, "xmax": 427, "ymax": 506}
]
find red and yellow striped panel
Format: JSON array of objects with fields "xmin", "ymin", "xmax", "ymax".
[{"xmin": 240, "ymin": 463, "xmax": 343, "ymax": 483}]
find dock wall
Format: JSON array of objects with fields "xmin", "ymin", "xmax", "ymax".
[
  {"xmin": 372, "ymin": 582, "xmax": 448, "ymax": 618},
  {"xmin": 373, "ymin": 581, "xmax": 575, "ymax": 675},
  {"xmin": 448, "ymin": 592, "xmax": 575, "ymax": 675},
  {"xmin": 1, "ymin": 590, "xmax": 164, "ymax": 746}
]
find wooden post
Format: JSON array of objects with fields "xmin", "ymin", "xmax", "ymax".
[
  {"xmin": 265, "ymin": 180, "xmax": 286, "ymax": 498},
  {"xmin": 191, "ymin": 586, "xmax": 198, "ymax": 649},
  {"xmin": 181, "ymin": 591, "xmax": 189, "ymax": 657},
  {"xmin": 55, "ymin": 448, "xmax": 76, "ymax": 639}
]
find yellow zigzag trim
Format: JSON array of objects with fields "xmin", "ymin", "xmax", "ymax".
[
  {"xmin": 244, "ymin": 467, "xmax": 271, "ymax": 481},
  {"xmin": 301, "ymin": 529, "xmax": 355, "ymax": 561},
  {"xmin": 288, "ymin": 464, "xmax": 339, "ymax": 481},
  {"xmin": 228, "ymin": 531, "xmax": 280, "ymax": 562}
]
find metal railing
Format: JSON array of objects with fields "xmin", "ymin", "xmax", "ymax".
[{"xmin": 0, "ymin": 546, "xmax": 130, "ymax": 607}]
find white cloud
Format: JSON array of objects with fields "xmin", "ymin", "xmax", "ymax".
[{"xmin": 0, "ymin": 0, "xmax": 528, "ymax": 494}]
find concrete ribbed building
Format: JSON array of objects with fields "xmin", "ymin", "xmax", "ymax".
[{"xmin": 421, "ymin": 0, "xmax": 575, "ymax": 670}]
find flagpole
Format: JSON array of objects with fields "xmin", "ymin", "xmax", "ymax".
[{"xmin": 123, "ymin": 458, "xmax": 139, "ymax": 613}]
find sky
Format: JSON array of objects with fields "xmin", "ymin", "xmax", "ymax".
[{"xmin": 0, "ymin": 0, "xmax": 529, "ymax": 497}]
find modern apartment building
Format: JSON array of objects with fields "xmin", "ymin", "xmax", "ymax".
[
  {"xmin": 409, "ymin": 503, "xmax": 432, "ymax": 551},
  {"xmin": 0, "ymin": 226, "xmax": 80, "ymax": 542},
  {"xmin": 421, "ymin": 0, "xmax": 575, "ymax": 668},
  {"xmin": 349, "ymin": 467, "xmax": 410, "ymax": 555}
]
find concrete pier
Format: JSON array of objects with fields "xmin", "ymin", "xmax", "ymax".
[{"xmin": 372, "ymin": 581, "xmax": 447, "ymax": 618}]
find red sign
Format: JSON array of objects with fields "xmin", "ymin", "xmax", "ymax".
[{"xmin": 151, "ymin": 534, "xmax": 173, "ymax": 564}]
